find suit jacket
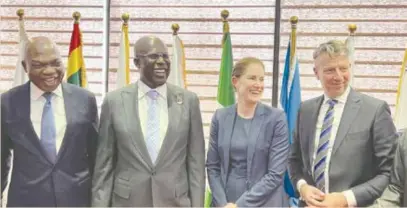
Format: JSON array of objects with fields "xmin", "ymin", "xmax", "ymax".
[
  {"xmin": 91, "ymin": 82, "xmax": 205, "ymax": 207},
  {"xmin": 288, "ymin": 88, "xmax": 398, "ymax": 207},
  {"xmin": 1, "ymin": 82, "xmax": 98, "ymax": 207},
  {"xmin": 375, "ymin": 131, "xmax": 407, "ymax": 207},
  {"xmin": 206, "ymin": 103, "xmax": 289, "ymax": 207}
]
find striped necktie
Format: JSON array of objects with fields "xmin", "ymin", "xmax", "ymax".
[{"xmin": 313, "ymin": 99, "xmax": 338, "ymax": 192}]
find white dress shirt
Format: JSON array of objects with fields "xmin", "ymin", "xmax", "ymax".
[
  {"xmin": 138, "ymin": 81, "xmax": 169, "ymax": 150},
  {"xmin": 30, "ymin": 82, "xmax": 66, "ymax": 153},
  {"xmin": 297, "ymin": 87, "xmax": 357, "ymax": 206}
]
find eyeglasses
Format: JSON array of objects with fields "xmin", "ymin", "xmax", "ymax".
[{"xmin": 137, "ymin": 52, "xmax": 169, "ymax": 60}]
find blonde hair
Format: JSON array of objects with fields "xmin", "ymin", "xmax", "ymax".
[{"xmin": 232, "ymin": 57, "xmax": 265, "ymax": 78}]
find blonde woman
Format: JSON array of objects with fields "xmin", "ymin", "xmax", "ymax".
[{"xmin": 206, "ymin": 57, "xmax": 289, "ymax": 207}]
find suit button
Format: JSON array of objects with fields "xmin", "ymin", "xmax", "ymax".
[{"xmin": 152, "ymin": 171, "xmax": 156, "ymax": 176}]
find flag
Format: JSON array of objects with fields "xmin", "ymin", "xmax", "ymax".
[
  {"xmin": 395, "ymin": 46, "xmax": 407, "ymax": 132},
  {"xmin": 117, "ymin": 21, "xmax": 130, "ymax": 88},
  {"xmin": 168, "ymin": 33, "xmax": 187, "ymax": 88},
  {"xmin": 204, "ymin": 187, "xmax": 212, "ymax": 208},
  {"xmin": 216, "ymin": 25, "xmax": 235, "ymax": 107},
  {"xmin": 345, "ymin": 34, "xmax": 355, "ymax": 86},
  {"xmin": 204, "ymin": 17, "xmax": 235, "ymax": 208},
  {"xmin": 14, "ymin": 15, "xmax": 29, "ymax": 87},
  {"xmin": 67, "ymin": 20, "xmax": 87, "ymax": 87},
  {"xmin": 280, "ymin": 40, "xmax": 301, "ymax": 203}
]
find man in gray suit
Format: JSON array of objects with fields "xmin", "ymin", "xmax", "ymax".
[
  {"xmin": 375, "ymin": 131, "xmax": 407, "ymax": 207},
  {"xmin": 91, "ymin": 36, "xmax": 205, "ymax": 207},
  {"xmin": 288, "ymin": 40, "xmax": 398, "ymax": 207}
]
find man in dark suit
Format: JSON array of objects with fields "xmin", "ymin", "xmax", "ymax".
[
  {"xmin": 1, "ymin": 36, "xmax": 98, "ymax": 207},
  {"xmin": 288, "ymin": 40, "xmax": 398, "ymax": 207},
  {"xmin": 91, "ymin": 36, "xmax": 205, "ymax": 207}
]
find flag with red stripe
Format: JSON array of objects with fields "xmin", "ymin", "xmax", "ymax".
[{"xmin": 67, "ymin": 22, "xmax": 87, "ymax": 87}]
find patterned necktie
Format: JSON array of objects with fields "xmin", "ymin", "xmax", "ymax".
[
  {"xmin": 314, "ymin": 99, "xmax": 338, "ymax": 192},
  {"xmin": 145, "ymin": 90, "xmax": 160, "ymax": 163},
  {"xmin": 40, "ymin": 92, "xmax": 57, "ymax": 163}
]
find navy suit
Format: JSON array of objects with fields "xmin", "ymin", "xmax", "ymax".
[
  {"xmin": 206, "ymin": 103, "xmax": 289, "ymax": 207},
  {"xmin": 1, "ymin": 82, "xmax": 98, "ymax": 207}
]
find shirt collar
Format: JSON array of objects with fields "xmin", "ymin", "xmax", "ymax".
[
  {"xmin": 323, "ymin": 85, "xmax": 350, "ymax": 104},
  {"xmin": 30, "ymin": 82, "xmax": 63, "ymax": 101},
  {"xmin": 138, "ymin": 80, "xmax": 167, "ymax": 99}
]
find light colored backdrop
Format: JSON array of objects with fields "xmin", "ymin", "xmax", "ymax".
[
  {"xmin": 2, "ymin": 0, "xmax": 406, "ymax": 138},
  {"xmin": 1, "ymin": 0, "xmax": 406, "ymax": 205}
]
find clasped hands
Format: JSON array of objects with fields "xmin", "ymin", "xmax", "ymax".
[{"xmin": 300, "ymin": 184, "xmax": 349, "ymax": 208}]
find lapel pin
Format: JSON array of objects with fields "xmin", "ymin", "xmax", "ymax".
[{"xmin": 176, "ymin": 94, "xmax": 183, "ymax": 104}]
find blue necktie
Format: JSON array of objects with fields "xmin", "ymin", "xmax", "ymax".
[
  {"xmin": 145, "ymin": 90, "xmax": 160, "ymax": 163},
  {"xmin": 314, "ymin": 99, "xmax": 338, "ymax": 192},
  {"xmin": 40, "ymin": 92, "xmax": 57, "ymax": 163}
]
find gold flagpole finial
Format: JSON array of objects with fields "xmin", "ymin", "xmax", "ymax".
[
  {"xmin": 172, "ymin": 23, "xmax": 180, "ymax": 35},
  {"xmin": 73, "ymin": 11, "xmax": 81, "ymax": 24},
  {"xmin": 348, "ymin": 24, "xmax": 357, "ymax": 35},
  {"xmin": 290, "ymin": 16, "xmax": 299, "ymax": 29},
  {"xmin": 221, "ymin": 10, "xmax": 229, "ymax": 22},
  {"xmin": 17, "ymin": 9, "xmax": 24, "ymax": 20},
  {"xmin": 121, "ymin": 13, "xmax": 130, "ymax": 25},
  {"xmin": 221, "ymin": 10, "xmax": 230, "ymax": 34},
  {"xmin": 289, "ymin": 16, "xmax": 299, "ymax": 68}
]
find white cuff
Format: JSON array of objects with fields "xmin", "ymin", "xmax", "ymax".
[
  {"xmin": 296, "ymin": 179, "xmax": 308, "ymax": 197},
  {"xmin": 342, "ymin": 190, "xmax": 357, "ymax": 207}
]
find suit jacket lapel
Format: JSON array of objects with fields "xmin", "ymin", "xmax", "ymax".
[
  {"xmin": 15, "ymin": 82, "xmax": 31, "ymax": 120},
  {"xmin": 308, "ymin": 96, "xmax": 324, "ymax": 164},
  {"xmin": 331, "ymin": 89, "xmax": 361, "ymax": 156},
  {"xmin": 222, "ymin": 105, "xmax": 236, "ymax": 183},
  {"xmin": 54, "ymin": 83, "xmax": 76, "ymax": 163},
  {"xmin": 246, "ymin": 103, "xmax": 265, "ymax": 179},
  {"xmin": 18, "ymin": 82, "xmax": 53, "ymax": 164},
  {"xmin": 19, "ymin": 83, "xmax": 44, "ymax": 153},
  {"xmin": 122, "ymin": 82, "xmax": 153, "ymax": 168},
  {"xmin": 155, "ymin": 85, "xmax": 183, "ymax": 167}
]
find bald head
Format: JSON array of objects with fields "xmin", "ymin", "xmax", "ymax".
[
  {"xmin": 22, "ymin": 36, "xmax": 64, "ymax": 92},
  {"xmin": 133, "ymin": 36, "xmax": 170, "ymax": 89},
  {"xmin": 25, "ymin": 36, "xmax": 61, "ymax": 64},
  {"xmin": 134, "ymin": 36, "xmax": 168, "ymax": 56}
]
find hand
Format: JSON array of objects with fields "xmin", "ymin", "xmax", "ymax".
[
  {"xmin": 320, "ymin": 192, "xmax": 348, "ymax": 208},
  {"xmin": 300, "ymin": 184, "xmax": 325, "ymax": 207},
  {"xmin": 223, "ymin": 203, "xmax": 237, "ymax": 208}
]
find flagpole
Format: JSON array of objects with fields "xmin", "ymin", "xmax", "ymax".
[
  {"xmin": 122, "ymin": 13, "xmax": 130, "ymax": 25},
  {"xmin": 347, "ymin": 23, "xmax": 357, "ymax": 86},
  {"xmin": 272, "ymin": 0, "xmax": 281, "ymax": 107},
  {"xmin": 172, "ymin": 23, "xmax": 179, "ymax": 35},
  {"xmin": 290, "ymin": 16, "xmax": 298, "ymax": 68},
  {"xmin": 17, "ymin": 9, "xmax": 24, "ymax": 20},
  {"xmin": 14, "ymin": 9, "xmax": 29, "ymax": 87},
  {"xmin": 102, "ymin": 0, "xmax": 111, "ymax": 97},
  {"xmin": 170, "ymin": 23, "xmax": 187, "ymax": 88},
  {"xmin": 73, "ymin": 11, "xmax": 80, "ymax": 24},
  {"xmin": 348, "ymin": 24, "xmax": 357, "ymax": 38},
  {"xmin": 221, "ymin": 10, "xmax": 230, "ymax": 34},
  {"xmin": 120, "ymin": 12, "xmax": 130, "ymax": 87}
]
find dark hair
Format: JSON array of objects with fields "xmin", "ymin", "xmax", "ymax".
[{"xmin": 232, "ymin": 57, "xmax": 265, "ymax": 78}]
